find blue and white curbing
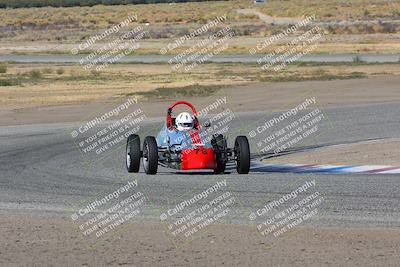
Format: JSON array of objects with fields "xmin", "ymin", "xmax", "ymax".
[{"xmin": 250, "ymin": 162, "xmax": 400, "ymax": 174}]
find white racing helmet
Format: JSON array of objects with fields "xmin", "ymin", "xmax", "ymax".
[{"xmin": 176, "ymin": 112, "xmax": 194, "ymax": 131}]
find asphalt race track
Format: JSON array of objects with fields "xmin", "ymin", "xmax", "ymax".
[{"xmin": 1, "ymin": 102, "xmax": 400, "ymax": 228}]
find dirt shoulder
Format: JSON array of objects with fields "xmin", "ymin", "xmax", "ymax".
[
  {"xmin": 1, "ymin": 75, "xmax": 400, "ymax": 126},
  {"xmin": 0, "ymin": 215, "xmax": 399, "ymax": 266},
  {"xmin": 265, "ymin": 138, "xmax": 400, "ymax": 166},
  {"xmin": 2, "ymin": 35, "xmax": 400, "ymax": 55}
]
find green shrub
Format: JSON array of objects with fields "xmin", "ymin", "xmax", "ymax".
[
  {"xmin": 42, "ymin": 68, "xmax": 53, "ymax": 74},
  {"xmin": 0, "ymin": 0, "xmax": 224, "ymax": 9},
  {"xmin": 0, "ymin": 63, "xmax": 7, "ymax": 74},
  {"xmin": 56, "ymin": 68, "xmax": 65, "ymax": 75},
  {"xmin": 91, "ymin": 70, "xmax": 100, "ymax": 76},
  {"xmin": 0, "ymin": 79, "xmax": 12, "ymax": 86},
  {"xmin": 29, "ymin": 69, "xmax": 42, "ymax": 79},
  {"xmin": 0, "ymin": 78, "xmax": 21, "ymax": 86}
]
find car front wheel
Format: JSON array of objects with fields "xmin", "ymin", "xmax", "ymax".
[
  {"xmin": 143, "ymin": 136, "xmax": 158, "ymax": 174},
  {"xmin": 234, "ymin": 136, "xmax": 250, "ymax": 174},
  {"xmin": 126, "ymin": 134, "xmax": 141, "ymax": 173}
]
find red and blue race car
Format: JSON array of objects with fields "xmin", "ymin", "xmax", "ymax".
[{"xmin": 126, "ymin": 101, "xmax": 250, "ymax": 174}]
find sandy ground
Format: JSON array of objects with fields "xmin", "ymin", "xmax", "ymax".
[
  {"xmin": 1, "ymin": 35, "xmax": 400, "ymax": 54},
  {"xmin": 0, "ymin": 215, "xmax": 399, "ymax": 266},
  {"xmin": 1, "ymin": 75, "xmax": 400, "ymax": 126},
  {"xmin": 1, "ymin": 76, "xmax": 400, "ymax": 265},
  {"xmin": 265, "ymin": 138, "xmax": 400, "ymax": 166}
]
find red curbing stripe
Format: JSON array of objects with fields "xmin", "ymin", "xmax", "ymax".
[{"xmin": 364, "ymin": 166, "xmax": 400, "ymax": 173}]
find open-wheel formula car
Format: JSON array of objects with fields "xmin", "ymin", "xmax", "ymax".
[{"xmin": 126, "ymin": 101, "xmax": 250, "ymax": 174}]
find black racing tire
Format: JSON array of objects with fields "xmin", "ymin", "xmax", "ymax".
[
  {"xmin": 212, "ymin": 134, "xmax": 226, "ymax": 174},
  {"xmin": 235, "ymin": 136, "xmax": 250, "ymax": 174},
  {"xmin": 143, "ymin": 136, "xmax": 158, "ymax": 175},
  {"xmin": 126, "ymin": 134, "xmax": 141, "ymax": 173}
]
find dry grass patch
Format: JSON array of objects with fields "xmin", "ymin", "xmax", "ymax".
[{"xmin": 0, "ymin": 61, "xmax": 399, "ymax": 108}]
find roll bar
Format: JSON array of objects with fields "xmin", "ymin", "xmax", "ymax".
[{"xmin": 166, "ymin": 101, "xmax": 199, "ymax": 129}]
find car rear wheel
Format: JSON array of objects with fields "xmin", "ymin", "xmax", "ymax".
[
  {"xmin": 235, "ymin": 136, "xmax": 250, "ymax": 174},
  {"xmin": 143, "ymin": 136, "xmax": 158, "ymax": 174},
  {"xmin": 126, "ymin": 134, "xmax": 141, "ymax": 173},
  {"xmin": 212, "ymin": 134, "xmax": 227, "ymax": 174}
]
